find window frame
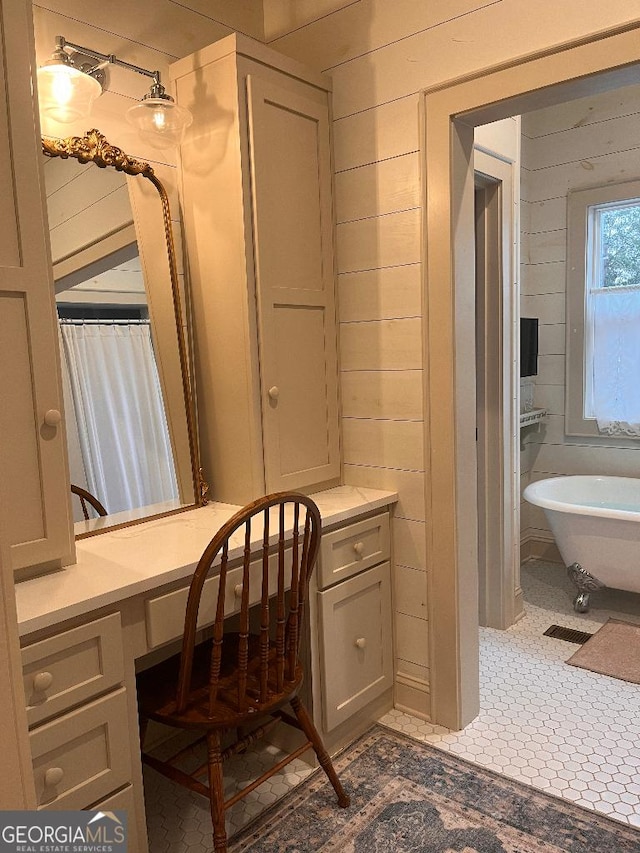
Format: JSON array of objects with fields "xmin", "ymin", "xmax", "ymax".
[{"xmin": 566, "ymin": 179, "xmax": 640, "ymax": 437}]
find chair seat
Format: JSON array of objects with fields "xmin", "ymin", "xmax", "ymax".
[{"xmin": 137, "ymin": 633, "xmax": 304, "ymax": 730}]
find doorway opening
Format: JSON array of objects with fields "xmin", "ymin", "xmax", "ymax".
[{"xmin": 421, "ymin": 24, "xmax": 640, "ymax": 732}]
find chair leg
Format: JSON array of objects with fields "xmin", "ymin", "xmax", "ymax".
[
  {"xmin": 207, "ymin": 731, "xmax": 228, "ymax": 853},
  {"xmin": 290, "ymin": 696, "xmax": 350, "ymax": 808}
]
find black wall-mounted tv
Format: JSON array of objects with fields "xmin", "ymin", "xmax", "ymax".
[{"xmin": 520, "ymin": 317, "xmax": 538, "ymax": 377}]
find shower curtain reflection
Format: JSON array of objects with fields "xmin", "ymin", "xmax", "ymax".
[{"xmin": 59, "ymin": 318, "xmax": 178, "ymax": 519}]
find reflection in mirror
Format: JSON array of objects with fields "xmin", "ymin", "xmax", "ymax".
[{"xmin": 42, "ymin": 130, "xmax": 205, "ymax": 537}]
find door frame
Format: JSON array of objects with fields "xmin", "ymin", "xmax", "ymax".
[
  {"xmin": 474, "ymin": 150, "xmax": 521, "ymax": 631},
  {"xmin": 422, "ymin": 23, "xmax": 640, "ymax": 729}
]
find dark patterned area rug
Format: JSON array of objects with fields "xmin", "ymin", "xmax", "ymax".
[{"xmin": 228, "ymin": 726, "xmax": 640, "ymax": 852}]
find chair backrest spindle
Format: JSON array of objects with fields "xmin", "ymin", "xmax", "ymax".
[
  {"xmin": 259, "ymin": 508, "xmax": 271, "ymax": 703},
  {"xmin": 175, "ymin": 493, "xmax": 321, "ymax": 719},
  {"xmin": 237, "ymin": 519, "xmax": 253, "ymax": 713}
]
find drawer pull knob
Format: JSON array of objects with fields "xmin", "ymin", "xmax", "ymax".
[
  {"xmin": 353, "ymin": 541, "xmax": 365, "ymax": 557},
  {"xmin": 234, "ymin": 583, "xmax": 243, "ymax": 598},
  {"xmin": 44, "ymin": 409, "xmax": 62, "ymax": 428},
  {"xmin": 44, "ymin": 767, "xmax": 64, "ymax": 788},
  {"xmin": 355, "ymin": 637, "xmax": 366, "ymax": 649},
  {"xmin": 33, "ymin": 671, "xmax": 54, "ymax": 692},
  {"xmin": 268, "ymin": 386, "xmax": 280, "ymax": 401}
]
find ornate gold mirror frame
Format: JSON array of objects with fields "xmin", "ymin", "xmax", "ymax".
[{"xmin": 43, "ymin": 129, "xmax": 208, "ymax": 537}]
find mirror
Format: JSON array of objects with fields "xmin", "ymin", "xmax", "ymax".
[{"xmin": 42, "ymin": 129, "xmax": 206, "ymax": 538}]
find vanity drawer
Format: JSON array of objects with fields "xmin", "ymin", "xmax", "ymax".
[
  {"xmin": 145, "ymin": 549, "xmax": 293, "ymax": 649},
  {"xmin": 318, "ymin": 512, "xmax": 390, "ymax": 590},
  {"xmin": 30, "ymin": 688, "xmax": 131, "ymax": 810},
  {"xmin": 318, "ymin": 562, "xmax": 393, "ymax": 731},
  {"xmin": 22, "ymin": 613, "xmax": 124, "ymax": 727}
]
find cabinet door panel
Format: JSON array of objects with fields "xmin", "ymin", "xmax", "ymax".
[
  {"xmin": 0, "ymin": 0, "xmax": 73, "ymax": 571},
  {"xmin": 274, "ymin": 305, "xmax": 333, "ymax": 475},
  {"xmin": 247, "ymin": 76, "xmax": 340, "ymax": 491},
  {"xmin": 318, "ymin": 562, "xmax": 393, "ymax": 731}
]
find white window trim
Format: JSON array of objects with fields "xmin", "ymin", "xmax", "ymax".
[{"xmin": 566, "ymin": 179, "xmax": 640, "ymax": 437}]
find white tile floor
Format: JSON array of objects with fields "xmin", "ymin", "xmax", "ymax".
[
  {"xmin": 144, "ymin": 558, "xmax": 640, "ymax": 848},
  {"xmin": 381, "ymin": 559, "xmax": 640, "ymax": 827}
]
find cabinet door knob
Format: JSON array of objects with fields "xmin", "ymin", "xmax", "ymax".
[
  {"xmin": 268, "ymin": 386, "xmax": 280, "ymax": 401},
  {"xmin": 44, "ymin": 767, "xmax": 64, "ymax": 788},
  {"xmin": 354, "ymin": 637, "xmax": 366, "ymax": 649},
  {"xmin": 353, "ymin": 541, "xmax": 365, "ymax": 557},
  {"xmin": 33, "ymin": 671, "xmax": 54, "ymax": 692},
  {"xmin": 234, "ymin": 583, "xmax": 243, "ymax": 598},
  {"xmin": 44, "ymin": 409, "xmax": 62, "ymax": 427}
]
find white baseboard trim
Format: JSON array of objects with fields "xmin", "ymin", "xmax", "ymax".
[
  {"xmin": 394, "ymin": 672, "xmax": 431, "ymax": 721},
  {"xmin": 520, "ymin": 530, "xmax": 563, "ymax": 564}
]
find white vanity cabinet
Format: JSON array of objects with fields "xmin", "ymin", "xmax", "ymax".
[
  {"xmin": 171, "ymin": 34, "xmax": 340, "ymax": 506},
  {"xmin": 314, "ymin": 512, "xmax": 393, "ymax": 740},
  {"xmin": 14, "ymin": 488, "xmax": 397, "ymax": 853},
  {"xmin": 0, "ymin": 0, "xmax": 74, "ymax": 574}
]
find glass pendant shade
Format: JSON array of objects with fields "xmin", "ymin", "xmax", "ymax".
[
  {"xmin": 37, "ymin": 63, "xmax": 102, "ymax": 123},
  {"xmin": 126, "ymin": 98, "xmax": 193, "ymax": 149}
]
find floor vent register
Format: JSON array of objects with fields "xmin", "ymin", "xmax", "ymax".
[{"xmin": 543, "ymin": 624, "xmax": 594, "ymax": 645}]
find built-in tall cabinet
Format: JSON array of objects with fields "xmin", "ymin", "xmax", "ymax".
[
  {"xmin": 171, "ymin": 35, "xmax": 340, "ymax": 505},
  {"xmin": 0, "ymin": 0, "xmax": 74, "ymax": 574}
]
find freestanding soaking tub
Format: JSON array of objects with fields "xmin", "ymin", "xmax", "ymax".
[{"xmin": 523, "ymin": 476, "xmax": 640, "ymax": 612}]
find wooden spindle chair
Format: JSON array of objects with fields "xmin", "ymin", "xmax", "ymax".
[
  {"xmin": 136, "ymin": 492, "xmax": 350, "ymax": 853},
  {"xmin": 70, "ymin": 484, "xmax": 108, "ymax": 520}
]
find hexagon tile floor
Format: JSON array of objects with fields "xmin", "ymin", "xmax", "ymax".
[
  {"xmin": 143, "ymin": 559, "xmax": 640, "ymax": 848},
  {"xmin": 381, "ymin": 559, "xmax": 640, "ymax": 828}
]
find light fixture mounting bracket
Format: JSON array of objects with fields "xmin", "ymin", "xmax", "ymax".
[{"xmin": 69, "ymin": 51, "xmax": 106, "ymax": 88}]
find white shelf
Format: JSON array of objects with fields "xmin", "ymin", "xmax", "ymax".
[{"xmin": 519, "ymin": 408, "xmax": 547, "ymax": 428}]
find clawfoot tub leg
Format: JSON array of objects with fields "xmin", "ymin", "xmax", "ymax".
[{"xmin": 567, "ymin": 563, "xmax": 605, "ymax": 614}]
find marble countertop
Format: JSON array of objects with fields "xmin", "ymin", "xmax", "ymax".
[{"xmin": 15, "ymin": 485, "xmax": 397, "ymax": 637}]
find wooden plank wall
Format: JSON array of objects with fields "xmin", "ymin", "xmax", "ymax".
[
  {"xmin": 268, "ymin": 0, "xmax": 640, "ymax": 719},
  {"xmin": 520, "ymin": 83, "xmax": 640, "ymax": 555}
]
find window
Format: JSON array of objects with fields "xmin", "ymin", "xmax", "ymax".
[{"xmin": 566, "ymin": 180, "xmax": 640, "ymax": 437}]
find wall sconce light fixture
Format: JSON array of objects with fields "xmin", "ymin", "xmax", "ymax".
[{"xmin": 37, "ymin": 36, "xmax": 193, "ymax": 148}]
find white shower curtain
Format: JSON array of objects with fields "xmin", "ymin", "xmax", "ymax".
[
  {"xmin": 59, "ymin": 322, "xmax": 179, "ymax": 515},
  {"xmin": 591, "ymin": 285, "xmax": 640, "ymax": 436}
]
